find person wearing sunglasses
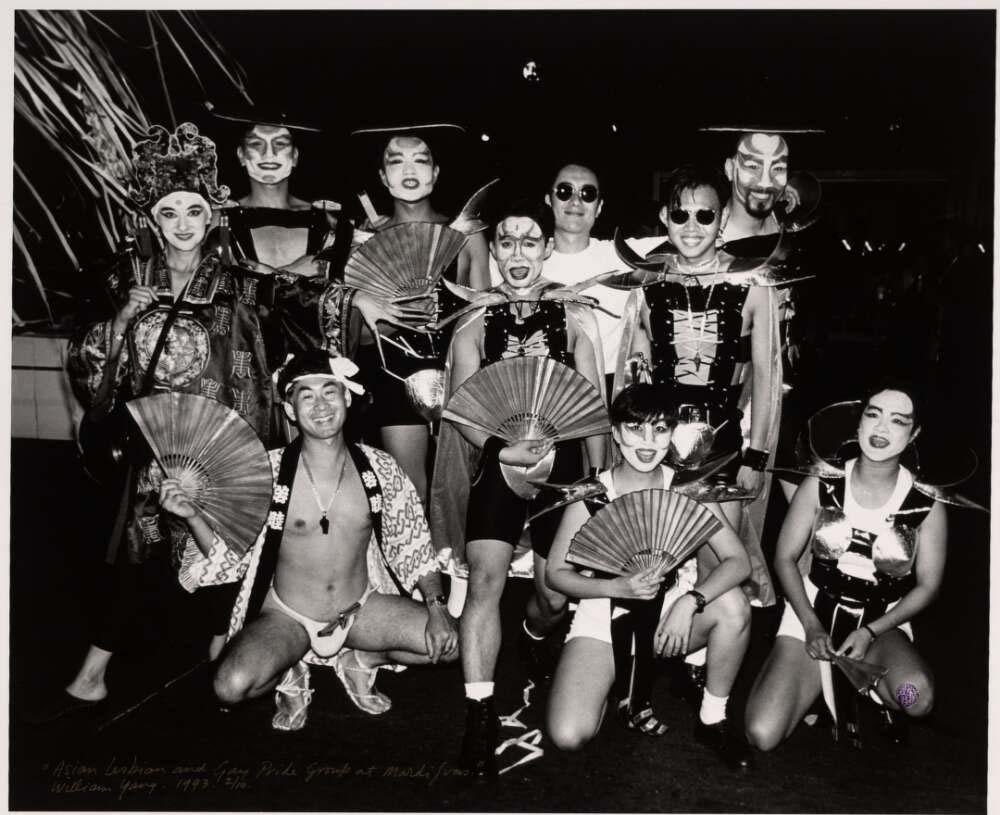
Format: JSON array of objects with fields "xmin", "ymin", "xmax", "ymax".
[
  {"xmin": 615, "ymin": 164, "xmax": 784, "ymax": 608},
  {"xmin": 489, "ymin": 163, "xmax": 661, "ymax": 392}
]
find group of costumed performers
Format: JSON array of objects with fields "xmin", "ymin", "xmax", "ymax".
[
  {"xmin": 46, "ymin": 107, "xmax": 988, "ymax": 793},
  {"xmin": 746, "ymin": 383, "xmax": 986, "ymax": 750},
  {"xmin": 172, "ymin": 348, "xmax": 457, "ymax": 730}
]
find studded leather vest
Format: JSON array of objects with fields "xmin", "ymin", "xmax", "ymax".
[
  {"xmin": 644, "ymin": 277, "xmax": 751, "ymax": 418},
  {"xmin": 482, "ymin": 300, "xmax": 572, "ymax": 367}
]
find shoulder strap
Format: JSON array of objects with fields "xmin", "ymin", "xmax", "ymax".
[
  {"xmin": 348, "ymin": 443, "xmax": 407, "ymax": 596},
  {"xmin": 892, "ymin": 484, "xmax": 936, "ymax": 529},
  {"xmin": 246, "ymin": 439, "xmax": 302, "ymax": 621}
]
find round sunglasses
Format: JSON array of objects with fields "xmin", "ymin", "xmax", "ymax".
[
  {"xmin": 669, "ymin": 208, "xmax": 718, "ymax": 226},
  {"xmin": 553, "ymin": 182, "xmax": 600, "ymax": 204}
]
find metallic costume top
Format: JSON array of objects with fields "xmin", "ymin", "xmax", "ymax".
[{"xmin": 809, "ymin": 459, "xmax": 933, "ymax": 607}]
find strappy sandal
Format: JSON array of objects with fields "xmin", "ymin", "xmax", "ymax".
[
  {"xmin": 333, "ymin": 650, "xmax": 392, "ymax": 716},
  {"xmin": 273, "ymin": 662, "xmax": 313, "ymax": 731},
  {"xmin": 618, "ymin": 699, "xmax": 669, "ymax": 737}
]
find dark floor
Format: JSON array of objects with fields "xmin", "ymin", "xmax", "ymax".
[{"xmin": 9, "ymin": 428, "xmax": 990, "ymax": 813}]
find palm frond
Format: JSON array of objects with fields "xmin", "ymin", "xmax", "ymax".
[{"xmin": 14, "ymin": 9, "xmax": 253, "ymax": 327}]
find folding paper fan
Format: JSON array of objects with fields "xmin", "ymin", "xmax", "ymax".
[
  {"xmin": 344, "ymin": 222, "xmax": 468, "ymax": 300},
  {"xmin": 127, "ymin": 392, "xmax": 273, "ymax": 555},
  {"xmin": 442, "ymin": 356, "xmax": 610, "ymax": 443},
  {"xmin": 567, "ymin": 489, "xmax": 721, "ymax": 577}
]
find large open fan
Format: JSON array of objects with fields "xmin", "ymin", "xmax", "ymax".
[
  {"xmin": 127, "ymin": 392, "xmax": 273, "ymax": 555},
  {"xmin": 442, "ymin": 356, "xmax": 609, "ymax": 443},
  {"xmin": 568, "ymin": 489, "xmax": 721, "ymax": 577},
  {"xmin": 344, "ymin": 222, "xmax": 468, "ymax": 301}
]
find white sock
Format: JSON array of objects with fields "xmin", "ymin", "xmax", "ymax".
[
  {"xmin": 522, "ymin": 619, "xmax": 544, "ymax": 641},
  {"xmin": 465, "ymin": 682, "xmax": 494, "ymax": 701},
  {"xmin": 699, "ymin": 689, "xmax": 729, "ymax": 725}
]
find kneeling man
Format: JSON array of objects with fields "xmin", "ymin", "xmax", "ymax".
[{"xmin": 169, "ymin": 348, "xmax": 457, "ymax": 727}]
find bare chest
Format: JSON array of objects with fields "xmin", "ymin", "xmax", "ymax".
[{"xmin": 250, "ymin": 225, "xmax": 309, "ymax": 268}]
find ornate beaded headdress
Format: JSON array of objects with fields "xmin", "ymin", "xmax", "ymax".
[{"xmin": 129, "ymin": 122, "xmax": 229, "ymax": 210}]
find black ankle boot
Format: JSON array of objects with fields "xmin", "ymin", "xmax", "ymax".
[
  {"xmin": 879, "ymin": 708, "xmax": 910, "ymax": 746},
  {"xmin": 459, "ymin": 697, "xmax": 499, "ymax": 779},
  {"xmin": 694, "ymin": 718, "xmax": 755, "ymax": 772},
  {"xmin": 518, "ymin": 627, "xmax": 555, "ymax": 683}
]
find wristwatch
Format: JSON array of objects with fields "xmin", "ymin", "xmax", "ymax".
[
  {"xmin": 685, "ymin": 590, "xmax": 707, "ymax": 614},
  {"xmin": 425, "ymin": 594, "xmax": 448, "ymax": 609}
]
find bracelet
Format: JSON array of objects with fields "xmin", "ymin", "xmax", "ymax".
[
  {"xmin": 685, "ymin": 589, "xmax": 707, "ymax": 614},
  {"xmin": 425, "ymin": 594, "xmax": 448, "ymax": 608},
  {"xmin": 862, "ymin": 624, "xmax": 878, "ymax": 640},
  {"xmin": 742, "ymin": 448, "xmax": 769, "ymax": 472}
]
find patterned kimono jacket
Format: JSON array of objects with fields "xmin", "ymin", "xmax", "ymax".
[{"xmin": 67, "ymin": 252, "xmax": 273, "ymax": 565}]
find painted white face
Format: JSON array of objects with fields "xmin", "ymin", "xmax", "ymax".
[
  {"xmin": 284, "ymin": 375, "xmax": 351, "ymax": 439},
  {"xmin": 857, "ymin": 390, "xmax": 918, "ymax": 463},
  {"xmin": 239, "ymin": 126, "xmax": 297, "ymax": 184},
  {"xmin": 662, "ymin": 185, "xmax": 722, "ymax": 266},
  {"xmin": 491, "ymin": 216, "xmax": 552, "ymax": 289},
  {"xmin": 613, "ymin": 418, "xmax": 673, "ymax": 473},
  {"xmin": 152, "ymin": 191, "xmax": 211, "ymax": 252},
  {"xmin": 380, "ymin": 136, "xmax": 439, "ymax": 203},
  {"xmin": 545, "ymin": 164, "xmax": 603, "ymax": 237},
  {"xmin": 726, "ymin": 133, "xmax": 789, "ymax": 218}
]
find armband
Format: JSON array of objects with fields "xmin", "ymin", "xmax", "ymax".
[{"xmin": 742, "ymin": 448, "xmax": 769, "ymax": 472}]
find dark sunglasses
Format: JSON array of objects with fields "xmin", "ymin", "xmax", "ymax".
[
  {"xmin": 669, "ymin": 208, "xmax": 717, "ymax": 226},
  {"xmin": 553, "ymin": 182, "xmax": 600, "ymax": 204}
]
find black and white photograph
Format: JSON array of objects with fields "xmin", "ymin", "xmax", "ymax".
[{"xmin": 7, "ymin": 6, "xmax": 995, "ymax": 812}]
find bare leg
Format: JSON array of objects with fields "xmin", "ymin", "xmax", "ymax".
[
  {"xmin": 868, "ymin": 629, "xmax": 935, "ymax": 717},
  {"xmin": 744, "ymin": 635, "xmax": 823, "ymax": 751},
  {"xmin": 688, "ymin": 586, "xmax": 751, "ymax": 698},
  {"xmin": 779, "ymin": 478, "xmax": 797, "ymax": 503},
  {"xmin": 213, "ymin": 611, "xmax": 310, "ymax": 706},
  {"xmin": 461, "ymin": 539, "xmax": 514, "ymax": 683},
  {"xmin": 65, "ymin": 645, "xmax": 113, "ymax": 701},
  {"xmin": 208, "ymin": 634, "xmax": 227, "ymax": 661},
  {"xmin": 381, "ymin": 424, "xmax": 430, "ymax": 503},
  {"xmin": 525, "ymin": 552, "xmax": 567, "ymax": 637},
  {"xmin": 546, "ymin": 637, "xmax": 615, "ymax": 751}
]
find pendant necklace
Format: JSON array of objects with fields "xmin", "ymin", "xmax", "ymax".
[
  {"xmin": 301, "ymin": 449, "xmax": 349, "ymax": 534},
  {"xmin": 679, "ymin": 257, "xmax": 720, "ymax": 373}
]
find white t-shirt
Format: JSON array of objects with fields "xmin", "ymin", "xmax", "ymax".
[{"xmin": 489, "ymin": 236, "xmax": 663, "ymax": 374}]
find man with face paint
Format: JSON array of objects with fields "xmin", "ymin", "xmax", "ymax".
[
  {"xmin": 320, "ymin": 125, "xmax": 489, "ymax": 502},
  {"xmin": 544, "ymin": 384, "xmax": 752, "ymax": 768},
  {"xmin": 57, "ymin": 123, "xmax": 275, "ymax": 718},
  {"xmin": 437, "ymin": 202, "xmax": 606, "ymax": 777},
  {"xmin": 173, "ymin": 348, "xmax": 457, "ymax": 729},
  {"xmin": 216, "ymin": 111, "xmax": 354, "ymax": 365}
]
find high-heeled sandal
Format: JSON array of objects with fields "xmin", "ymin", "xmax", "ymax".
[{"xmin": 618, "ymin": 699, "xmax": 668, "ymax": 737}]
